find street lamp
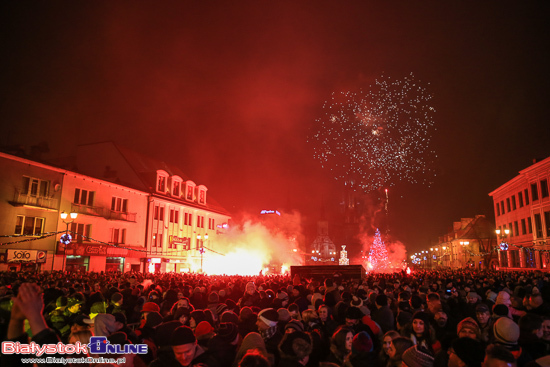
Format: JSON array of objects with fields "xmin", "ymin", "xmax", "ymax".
[
  {"xmin": 197, "ymin": 233, "xmax": 208, "ymax": 273},
  {"xmin": 60, "ymin": 211, "xmax": 78, "ymax": 272}
]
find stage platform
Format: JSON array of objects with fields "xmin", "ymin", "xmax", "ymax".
[{"xmin": 290, "ymin": 265, "xmax": 366, "ymax": 281}]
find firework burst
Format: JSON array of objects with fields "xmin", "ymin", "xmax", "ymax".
[{"xmin": 309, "ymin": 73, "xmax": 437, "ymax": 192}]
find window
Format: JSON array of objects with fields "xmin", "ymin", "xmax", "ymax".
[
  {"xmin": 184, "ymin": 213, "xmax": 192, "ymax": 226},
  {"xmin": 500, "ymin": 201, "xmax": 505, "ymax": 214},
  {"xmin": 111, "ymin": 228, "xmax": 126, "ymax": 244},
  {"xmin": 518, "ymin": 192, "xmax": 524, "ymax": 207},
  {"xmin": 545, "ymin": 211, "xmax": 550, "ymax": 237},
  {"xmin": 153, "ymin": 205, "xmax": 164, "ymax": 221},
  {"xmin": 185, "ymin": 182, "xmax": 195, "ymax": 201},
  {"xmin": 173, "ymin": 181, "xmax": 180, "ymax": 197},
  {"xmin": 508, "ymin": 223, "xmax": 513, "ymax": 236},
  {"xmin": 70, "ymin": 223, "xmax": 91, "ymax": 244},
  {"xmin": 111, "ymin": 197, "xmax": 128, "ymax": 212},
  {"xmin": 514, "ymin": 221, "xmax": 519, "ymax": 237},
  {"xmin": 157, "ymin": 176, "xmax": 166, "ymax": 192},
  {"xmin": 208, "ymin": 218, "xmax": 215, "ymax": 230},
  {"xmin": 198, "ymin": 189, "xmax": 206, "ymax": 205},
  {"xmin": 521, "ymin": 219, "xmax": 527, "ymax": 235},
  {"xmin": 511, "ymin": 195, "xmax": 516, "ymax": 210},
  {"xmin": 534, "ymin": 214, "xmax": 543, "ymax": 238},
  {"xmin": 541, "ymin": 179, "xmax": 549, "ymax": 198},
  {"xmin": 506, "ymin": 198, "xmax": 511, "ymax": 212},
  {"xmin": 21, "ymin": 176, "xmax": 49, "ymax": 197},
  {"xmin": 496, "ymin": 203, "xmax": 501, "ymax": 216},
  {"xmin": 528, "ymin": 217, "xmax": 533, "ymax": 234},
  {"xmin": 74, "ymin": 188, "xmax": 95, "ymax": 206},
  {"xmin": 15, "ymin": 216, "xmax": 44, "ymax": 236},
  {"xmin": 152, "ymin": 233, "xmax": 162, "ymax": 248},
  {"xmin": 531, "ymin": 183, "xmax": 539, "ymax": 201},
  {"xmin": 169, "ymin": 209, "xmax": 179, "ymax": 224},
  {"xmin": 196, "ymin": 216, "xmax": 205, "ymax": 228},
  {"xmin": 524, "ymin": 189, "xmax": 530, "ymax": 205}
]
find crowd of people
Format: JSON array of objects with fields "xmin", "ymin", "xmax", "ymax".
[{"xmin": 1, "ymin": 268, "xmax": 549, "ymax": 367}]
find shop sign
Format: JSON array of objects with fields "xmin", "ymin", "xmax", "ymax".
[
  {"xmin": 169, "ymin": 236, "xmax": 190, "ymax": 250},
  {"xmin": 7, "ymin": 249, "xmax": 47, "ymax": 263},
  {"xmin": 65, "ymin": 244, "xmax": 108, "ymax": 256}
]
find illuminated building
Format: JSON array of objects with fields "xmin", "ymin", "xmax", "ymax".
[
  {"xmin": 489, "ymin": 157, "xmax": 550, "ymax": 270},
  {"xmin": 0, "ymin": 142, "xmax": 231, "ymax": 273},
  {"xmin": 74, "ymin": 142, "xmax": 231, "ymax": 273}
]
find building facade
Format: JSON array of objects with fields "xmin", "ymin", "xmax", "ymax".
[
  {"xmin": 0, "ymin": 142, "xmax": 231, "ymax": 273},
  {"xmin": 0, "ymin": 152, "xmax": 65, "ymax": 271},
  {"xmin": 434, "ymin": 215, "xmax": 497, "ymax": 270},
  {"xmin": 489, "ymin": 157, "xmax": 550, "ymax": 270},
  {"xmin": 74, "ymin": 142, "xmax": 232, "ymax": 273}
]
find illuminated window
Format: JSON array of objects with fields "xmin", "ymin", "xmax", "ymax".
[{"xmin": 15, "ymin": 215, "xmax": 44, "ymax": 236}]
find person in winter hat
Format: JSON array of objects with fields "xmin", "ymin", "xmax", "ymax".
[
  {"xmin": 457, "ymin": 317, "xmax": 481, "ymax": 340},
  {"xmin": 278, "ymin": 330, "xmax": 312, "ymax": 366},
  {"xmin": 256, "ymin": 308, "xmax": 283, "ymax": 365},
  {"xmin": 401, "ymin": 345, "xmax": 434, "ymax": 367}
]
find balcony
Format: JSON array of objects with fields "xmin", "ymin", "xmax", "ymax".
[
  {"xmin": 106, "ymin": 210, "xmax": 137, "ymax": 222},
  {"xmin": 11, "ymin": 190, "xmax": 58, "ymax": 210},
  {"xmin": 70, "ymin": 204, "xmax": 136, "ymax": 222},
  {"xmin": 71, "ymin": 203, "xmax": 104, "ymax": 217}
]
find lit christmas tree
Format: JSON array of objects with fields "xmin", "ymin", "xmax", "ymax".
[
  {"xmin": 367, "ymin": 228, "xmax": 389, "ymax": 272},
  {"xmin": 339, "ymin": 245, "xmax": 349, "ymax": 265}
]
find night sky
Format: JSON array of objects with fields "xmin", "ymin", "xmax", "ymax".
[{"xmin": 1, "ymin": 2, "xmax": 549, "ymax": 253}]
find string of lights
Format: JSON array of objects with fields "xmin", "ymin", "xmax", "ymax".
[
  {"xmin": 202, "ymin": 246, "xmax": 226, "ymax": 256},
  {"xmin": 0, "ymin": 231, "xmax": 61, "ymax": 245},
  {"xmin": 0, "ymin": 230, "xmax": 148, "ymax": 253}
]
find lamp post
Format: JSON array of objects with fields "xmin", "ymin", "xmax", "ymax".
[
  {"xmin": 496, "ymin": 229, "xmax": 510, "ymax": 268},
  {"xmin": 197, "ymin": 233, "xmax": 208, "ymax": 273},
  {"xmin": 60, "ymin": 211, "xmax": 78, "ymax": 272}
]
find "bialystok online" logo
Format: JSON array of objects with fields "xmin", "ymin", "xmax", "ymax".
[{"xmin": 2, "ymin": 336, "xmax": 148, "ymax": 356}]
